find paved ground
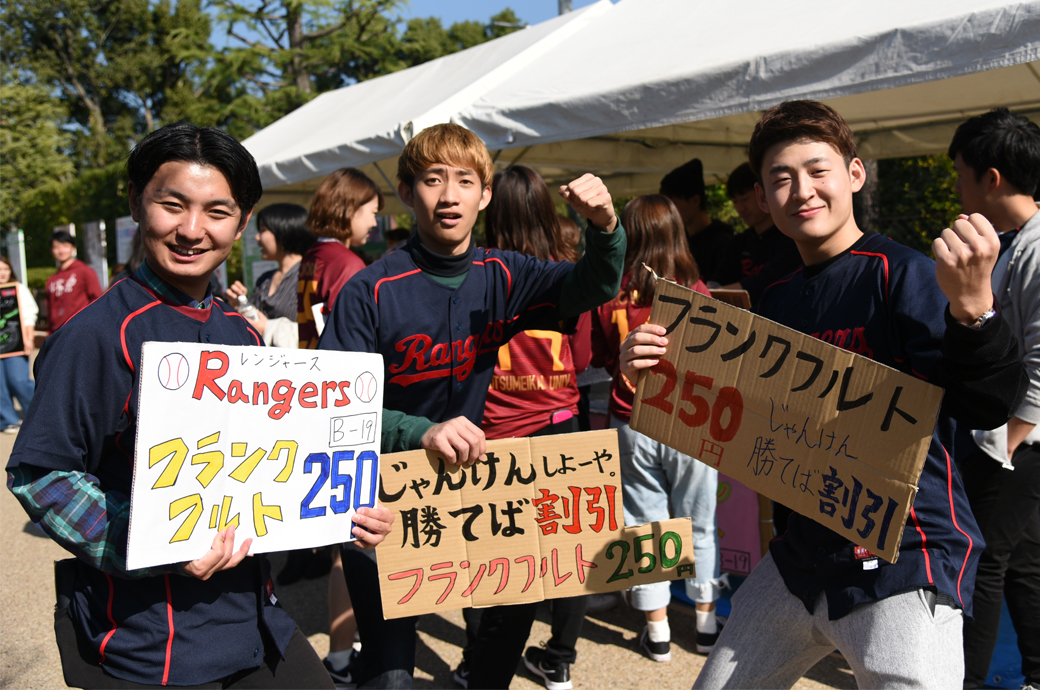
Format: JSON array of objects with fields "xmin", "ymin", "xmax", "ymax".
[{"xmin": 0, "ymin": 429, "xmax": 855, "ymax": 690}]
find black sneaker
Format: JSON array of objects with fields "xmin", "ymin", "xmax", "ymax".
[
  {"xmin": 696, "ymin": 628, "xmax": 720, "ymax": 654},
  {"xmin": 523, "ymin": 647, "xmax": 572, "ymax": 690},
  {"xmin": 453, "ymin": 661, "xmax": 470, "ymax": 688},
  {"xmin": 638, "ymin": 626, "xmax": 671, "ymax": 662},
  {"xmin": 323, "ymin": 649, "xmax": 358, "ymax": 689}
]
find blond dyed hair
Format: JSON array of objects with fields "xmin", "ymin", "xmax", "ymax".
[{"xmin": 397, "ymin": 123, "xmax": 494, "ymax": 189}]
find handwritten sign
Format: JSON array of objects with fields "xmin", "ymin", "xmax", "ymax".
[
  {"xmin": 0, "ymin": 283, "xmax": 25, "ymax": 358},
  {"xmin": 127, "ymin": 342, "xmax": 383, "ymax": 570},
  {"xmin": 629, "ymin": 280, "xmax": 943, "ymax": 563},
  {"xmin": 377, "ymin": 429, "xmax": 695, "ymax": 618}
]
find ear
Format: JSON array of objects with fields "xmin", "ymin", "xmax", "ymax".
[
  {"xmin": 984, "ymin": 167, "xmax": 1002, "ymax": 193},
  {"xmin": 478, "ymin": 185, "xmax": 492, "ymax": 212},
  {"xmin": 754, "ymin": 182, "xmax": 770, "ymax": 214},
  {"xmin": 848, "ymin": 158, "xmax": 866, "ymax": 194},
  {"xmin": 398, "ymin": 182, "xmax": 415, "ymax": 209},
  {"xmin": 128, "ymin": 181, "xmax": 140, "ymax": 222},
  {"xmin": 236, "ymin": 210, "xmax": 252, "ymax": 242}
]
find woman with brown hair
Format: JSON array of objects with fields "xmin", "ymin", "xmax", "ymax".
[
  {"xmin": 590, "ymin": 194, "xmax": 722, "ymax": 662},
  {"xmin": 0, "ymin": 255, "xmax": 37, "ymax": 432},
  {"xmin": 297, "ymin": 168, "xmax": 383, "ymax": 349}
]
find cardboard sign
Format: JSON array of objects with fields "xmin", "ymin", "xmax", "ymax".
[
  {"xmin": 377, "ymin": 429, "xmax": 695, "ymax": 618},
  {"xmin": 0, "ymin": 283, "xmax": 25, "ymax": 358},
  {"xmin": 710, "ymin": 289, "xmax": 752, "ymax": 310},
  {"xmin": 128, "ymin": 342, "xmax": 384, "ymax": 570},
  {"xmin": 629, "ymin": 280, "xmax": 944, "ymax": 563}
]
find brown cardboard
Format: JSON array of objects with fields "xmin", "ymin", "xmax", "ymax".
[
  {"xmin": 629, "ymin": 280, "xmax": 944, "ymax": 563},
  {"xmin": 709, "ymin": 289, "xmax": 752, "ymax": 310},
  {"xmin": 376, "ymin": 429, "xmax": 696, "ymax": 618}
]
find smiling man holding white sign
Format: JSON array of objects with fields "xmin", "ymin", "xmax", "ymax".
[
  {"xmin": 622, "ymin": 101, "xmax": 1027, "ymax": 689},
  {"xmin": 6, "ymin": 123, "xmax": 392, "ymax": 689}
]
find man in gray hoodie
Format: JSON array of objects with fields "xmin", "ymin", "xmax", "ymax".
[{"xmin": 951, "ymin": 107, "xmax": 1040, "ymax": 690}]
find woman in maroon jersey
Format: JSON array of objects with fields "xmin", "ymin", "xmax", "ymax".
[
  {"xmin": 590, "ymin": 195, "xmax": 722, "ymax": 662},
  {"xmin": 296, "ymin": 168, "xmax": 383, "ymax": 350},
  {"xmin": 454, "ymin": 165, "xmax": 591, "ymax": 690}
]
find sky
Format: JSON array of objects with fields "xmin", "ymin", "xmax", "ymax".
[{"xmin": 398, "ymin": 0, "xmax": 606, "ymax": 27}]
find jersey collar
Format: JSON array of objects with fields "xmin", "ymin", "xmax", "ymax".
[{"xmin": 135, "ymin": 261, "xmax": 213, "ymax": 310}]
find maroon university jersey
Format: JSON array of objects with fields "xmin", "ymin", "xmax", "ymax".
[
  {"xmin": 591, "ymin": 273, "xmax": 710, "ymax": 423},
  {"xmin": 482, "ymin": 313, "xmax": 591, "ymax": 439},
  {"xmin": 297, "ymin": 240, "xmax": 366, "ymax": 349}
]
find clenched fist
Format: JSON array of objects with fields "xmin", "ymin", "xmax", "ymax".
[{"xmin": 559, "ymin": 174, "xmax": 618, "ymax": 232}]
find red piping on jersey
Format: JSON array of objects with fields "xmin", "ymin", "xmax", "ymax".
[
  {"xmin": 524, "ymin": 302, "xmax": 556, "ymax": 313},
  {"xmin": 162, "ymin": 574, "xmax": 174, "ymax": 685},
  {"xmin": 226, "ymin": 310, "xmax": 262, "ymax": 345},
  {"xmin": 485, "ymin": 257, "xmax": 512, "ymax": 298},
  {"xmin": 911, "ymin": 368, "xmax": 930, "ymax": 381},
  {"xmin": 943, "ymin": 445, "xmax": 972, "ymax": 607},
  {"xmin": 757, "ymin": 267, "xmax": 803, "ymax": 309},
  {"xmin": 120, "ymin": 301, "xmax": 163, "ymax": 372},
  {"xmin": 98, "ymin": 573, "xmax": 118, "ymax": 663},
  {"xmin": 388, "ymin": 368, "xmax": 452, "ymax": 386},
  {"xmin": 909, "ymin": 507, "xmax": 933, "ymax": 584},
  {"xmin": 849, "ymin": 251, "xmax": 890, "ymax": 309},
  {"xmin": 130, "ymin": 278, "xmax": 214, "ymax": 322},
  {"xmin": 375, "ymin": 269, "xmax": 422, "ymax": 304}
]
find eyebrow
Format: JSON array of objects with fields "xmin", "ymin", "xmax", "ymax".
[
  {"xmin": 767, "ymin": 157, "xmax": 828, "ymax": 175},
  {"xmin": 154, "ymin": 188, "xmax": 238, "ymax": 211},
  {"xmin": 422, "ymin": 166, "xmax": 477, "ymax": 177}
]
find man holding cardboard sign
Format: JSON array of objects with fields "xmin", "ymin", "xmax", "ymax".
[
  {"xmin": 6, "ymin": 123, "xmax": 393, "ymax": 689},
  {"xmin": 622, "ymin": 101, "xmax": 1026, "ymax": 688}
]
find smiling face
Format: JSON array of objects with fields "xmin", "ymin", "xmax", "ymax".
[
  {"xmin": 399, "ymin": 164, "xmax": 491, "ymax": 256},
  {"xmin": 130, "ymin": 160, "xmax": 247, "ymax": 300},
  {"xmin": 348, "ymin": 196, "xmax": 381, "ymax": 247},
  {"xmin": 256, "ymin": 224, "xmax": 279, "ymax": 261},
  {"xmin": 51, "ymin": 240, "xmax": 75, "ymax": 267},
  {"xmin": 731, "ymin": 189, "xmax": 773, "ymax": 232},
  {"xmin": 755, "ymin": 138, "xmax": 864, "ymax": 264},
  {"xmin": 0, "ymin": 262, "xmax": 11, "ymax": 282}
]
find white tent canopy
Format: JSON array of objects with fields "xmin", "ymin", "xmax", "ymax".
[{"xmin": 245, "ymin": 0, "xmax": 1040, "ymax": 213}]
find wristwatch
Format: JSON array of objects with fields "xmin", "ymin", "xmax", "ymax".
[{"xmin": 969, "ymin": 306, "xmax": 997, "ymax": 329}]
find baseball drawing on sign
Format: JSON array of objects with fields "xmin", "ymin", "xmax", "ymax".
[
  {"xmin": 158, "ymin": 353, "xmax": 190, "ymax": 390},
  {"xmin": 355, "ymin": 371, "xmax": 378, "ymax": 403}
]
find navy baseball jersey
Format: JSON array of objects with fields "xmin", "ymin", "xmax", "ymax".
[
  {"xmin": 7, "ymin": 275, "xmax": 295, "ymax": 685},
  {"xmin": 319, "ymin": 241, "xmax": 574, "ymax": 426},
  {"xmin": 758, "ymin": 232, "xmax": 987, "ymax": 619}
]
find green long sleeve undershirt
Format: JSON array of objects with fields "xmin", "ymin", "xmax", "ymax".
[{"xmin": 380, "ymin": 220, "xmax": 626, "ymax": 453}]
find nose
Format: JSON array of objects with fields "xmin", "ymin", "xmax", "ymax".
[
  {"xmin": 790, "ymin": 172, "xmax": 815, "ymax": 203},
  {"xmin": 178, "ymin": 208, "xmax": 207, "ymax": 243},
  {"xmin": 440, "ymin": 179, "xmax": 461, "ymax": 205}
]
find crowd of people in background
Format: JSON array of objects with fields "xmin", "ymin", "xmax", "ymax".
[{"xmin": 2, "ymin": 102, "xmax": 1038, "ymax": 690}]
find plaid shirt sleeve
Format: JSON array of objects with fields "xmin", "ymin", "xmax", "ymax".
[{"xmin": 7, "ymin": 466, "xmax": 183, "ymax": 579}]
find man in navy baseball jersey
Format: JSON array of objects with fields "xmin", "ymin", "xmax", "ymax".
[
  {"xmin": 318, "ymin": 123, "xmax": 626, "ymax": 689},
  {"xmin": 6, "ymin": 122, "xmax": 393, "ymax": 689},
  {"xmin": 949, "ymin": 108, "xmax": 1040, "ymax": 690},
  {"xmin": 621, "ymin": 101, "xmax": 1026, "ymax": 688}
]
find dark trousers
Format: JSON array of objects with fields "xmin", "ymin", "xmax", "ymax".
[
  {"xmin": 55, "ymin": 607, "xmax": 332, "ymax": 689},
  {"xmin": 962, "ymin": 444, "xmax": 1040, "ymax": 688},
  {"xmin": 462, "ymin": 417, "xmax": 584, "ymax": 688},
  {"xmin": 340, "ymin": 542, "xmax": 418, "ymax": 688},
  {"xmin": 462, "ymin": 595, "xmax": 588, "ymax": 671}
]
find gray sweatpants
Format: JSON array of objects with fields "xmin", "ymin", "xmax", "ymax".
[{"xmin": 693, "ymin": 554, "xmax": 964, "ymax": 689}]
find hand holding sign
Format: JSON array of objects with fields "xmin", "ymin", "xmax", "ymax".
[
  {"xmin": 183, "ymin": 525, "xmax": 252, "ymax": 581},
  {"xmin": 421, "ymin": 416, "xmax": 486, "ymax": 466},
  {"xmin": 933, "ymin": 213, "xmax": 999, "ymax": 325},
  {"xmin": 619, "ymin": 323, "xmax": 669, "ymax": 387},
  {"xmin": 350, "ymin": 505, "xmax": 395, "ymax": 549}
]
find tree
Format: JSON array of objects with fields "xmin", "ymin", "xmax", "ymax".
[
  {"xmin": 207, "ymin": 0, "xmax": 403, "ymax": 123},
  {"xmin": 2, "ymin": 0, "xmax": 214, "ymax": 169},
  {"xmin": 878, "ymin": 154, "xmax": 960, "ymax": 255},
  {"xmin": 0, "ymin": 81, "xmax": 74, "ymax": 232}
]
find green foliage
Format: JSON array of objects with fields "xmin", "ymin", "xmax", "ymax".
[
  {"xmin": 0, "ymin": 81, "xmax": 74, "ymax": 230},
  {"xmin": 25, "ymin": 266, "xmax": 56, "ymax": 291},
  {"xmin": 704, "ymin": 184, "xmax": 743, "ymax": 231},
  {"xmin": 877, "ymin": 155, "xmax": 960, "ymax": 255},
  {"xmin": 2, "ymin": 0, "xmax": 215, "ymax": 168}
]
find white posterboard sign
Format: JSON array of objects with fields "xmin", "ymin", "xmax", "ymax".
[{"xmin": 127, "ymin": 342, "xmax": 384, "ymax": 570}]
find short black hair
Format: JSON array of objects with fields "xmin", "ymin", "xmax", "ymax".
[
  {"xmin": 126, "ymin": 122, "xmax": 263, "ymax": 215},
  {"xmin": 726, "ymin": 162, "xmax": 758, "ymax": 198},
  {"xmin": 948, "ymin": 108, "xmax": 1040, "ymax": 197},
  {"xmin": 660, "ymin": 158, "xmax": 706, "ymax": 209},
  {"xmin": 51, "ymin": 230, "xmax": 75, "ymax": 246},
  {"xmin": 256, "ymin": 203, "xmax": 315, "ymax": 256}
]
